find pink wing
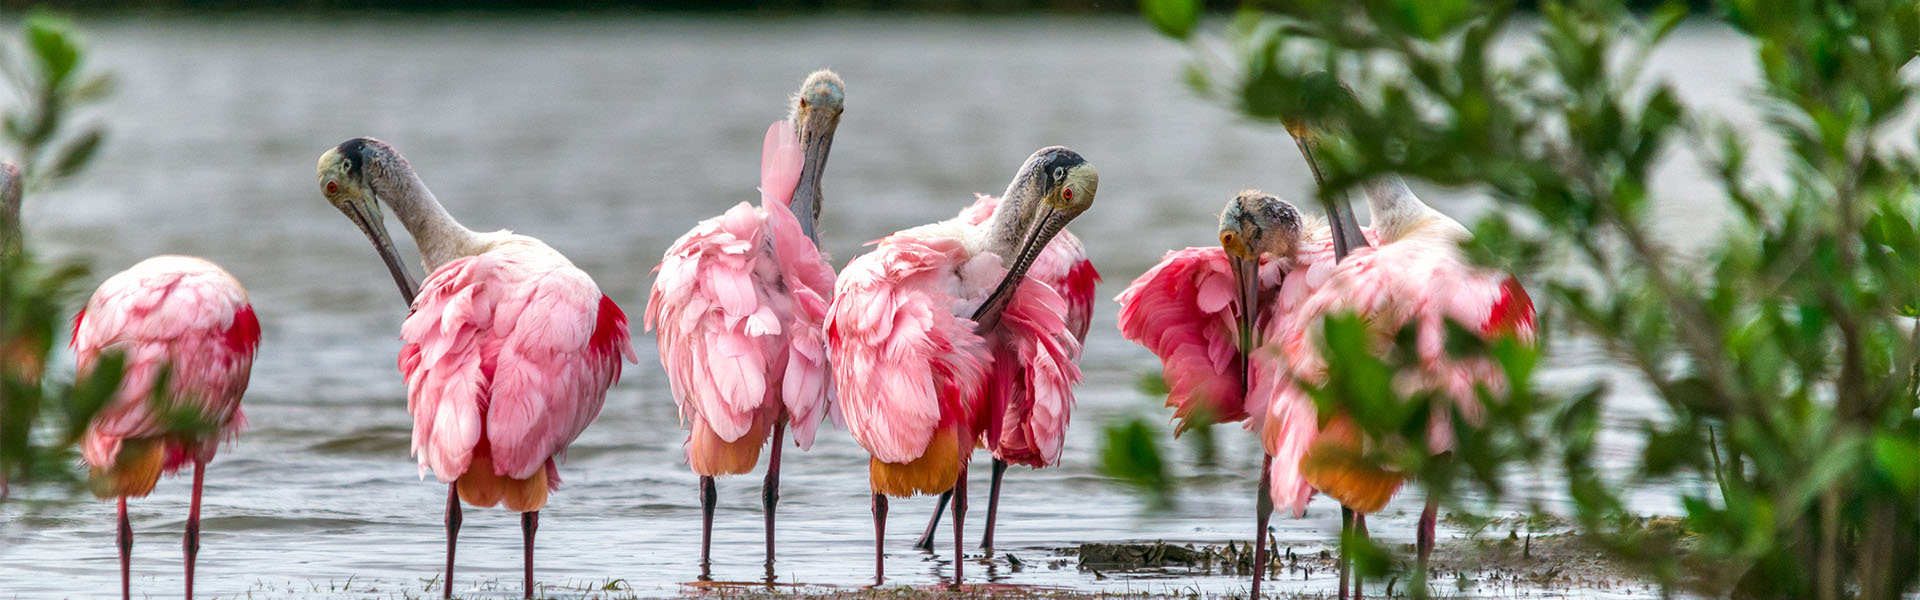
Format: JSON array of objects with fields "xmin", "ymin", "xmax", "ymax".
[
  {"xmin": 75, "ymin": 256, "xmax": 259, "ymax": 472},
  {"xmin": 1114, "ymin": 247, "xmax": 1253, "ymax": 432},
  {"xmin": 402, "ymin": 242, "xmax": 634, "ymax": 484},
  {"xmin": 760, "ymin": 120, "xmax": 803, "ymax": 210},
  {"xmin": 980, "ymin": 274, "xmax": 1084, "ymax": 467},
  {"xmin": 1262, "ymin": 230, "xmax": 1530, "ymax": 515},
  {"xmin": 827, "ymin": 233, "xmax": 990, "ymax": 465}
]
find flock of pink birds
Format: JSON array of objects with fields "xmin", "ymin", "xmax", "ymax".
[{"xmin": 13, "ymin": 69, "xmax": 1535, "ymax": 599}]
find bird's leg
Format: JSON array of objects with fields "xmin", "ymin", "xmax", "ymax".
[
  {"xmin": 1354, "ymin": 513, "xmax": 1368, "ymax": 599},
  {"xmin": 911, "ymin": 491, "xmax": 950, "ymax": 551},
  {"xmin": 443, "ymin": 484, "xmax": 460, "ymax": 600},
  {"xmin": 184, "ymin": 458, "xmax": 205, "ymax": 600},
  {"xmin": 1417, "ymin": 497, "xmax": 1438, "ymax": 584},
  {"xmin": 521, "ymin": 510, "xmax": 538, "ymax": 599},
  {"xmin": 764, "ymin": 419, "xmax": 786, "ymax": 570},
  {"xmin": 979, "ymin": 458, "xmax": 1007, "ymax": 554},
  {"xmin": 952, "ymin": 461, "xmax": 969, "ymax": 587},
  {"xmin": 1252, "ymin": 454, "xmax": 1273, "ymax": 599},
  {"xmin": 871, "ymin": 493, "xmax": 888, "ymax": 585},
  {"xmin": 1338, "ymin": 506, "xmax": 1352, "ymax": 600},
  {"xmin": 699, "ymin": 475, "xmax": 716, "ymax": 579},
  {"xmin": 117, "ymin": 496, "xmax": 131, "ymax": 600}
]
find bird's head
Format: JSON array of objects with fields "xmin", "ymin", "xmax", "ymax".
[
  {"xmin": 1218, "ymin": 189, "xmax": 1303, "ymax": 263},
  {"xmin": 971, "ymin": 146, "xmax": 1099, "ymax": 331},
  {"xmin": 317, "ymin": 137, "xmax": 418, "ymax": 303},
  {"xmin": 789, "ymin": 70, "xmax": 845, "ymax": 241}
]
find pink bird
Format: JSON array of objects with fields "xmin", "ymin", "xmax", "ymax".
[
  {"xmin": 1116, "ymin": 189, "xmax": 1368, "ymax": 598},
  {"xmin": 646, "ymin": 70, "xmax": 843, "ymax": 574},
  {"xmin": 1259, "ymin": 116, "xmax": 1537, "ymax": 597},
  {"xmin": 72, "ymin": 255, "xmax": 260, "ymax": 600},
  {"xmin": 909, "ymin": 192, "xmax": 1100, "ymax": 555},
  {"xmin": 827, "ymin": 147, "xmax": 1098, "ymax": 585},
  {"xmin": 317, "ymin": 137, "xmax": 637, "ymax": 599}
]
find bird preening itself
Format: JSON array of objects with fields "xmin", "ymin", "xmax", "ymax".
[
  {"xmin": 318, "ymin": 137, "xmax": 637, "ymax": 599},
  {"xmin": 647, "ymin": 69, "xmax": 843, "ymax": 578},
  {"xmin": 73, "ymin": 255, "xmax": 261, "ymax": 600},
  {"xmin": 827, "ymin": 146, "xmax": 1097, "ymax": 586}
]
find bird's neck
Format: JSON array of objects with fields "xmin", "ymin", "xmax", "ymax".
[
  {"xmin": 982, "ymin": 183, "xmax": 1038, "ymax": 263},
  {"xmin": 1364, "ymin": 175, "xmax": 1465, "ymax": 243},
  {"xmin": 380, "ymin": 170, "xmax": 482, "ymax": 272}
]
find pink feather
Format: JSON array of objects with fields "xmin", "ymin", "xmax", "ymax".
[{"xmin": 74, "ymin": 256, "xmax": 258, "ymax": 474}]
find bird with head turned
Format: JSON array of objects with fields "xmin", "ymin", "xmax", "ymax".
[
  {"xmin": 1115, "ymin": 189, "xmax": 1311, "ymax": 600},
  {"xmin": 788, "ymin": 70, "xmax": 843, "ymax": 240},
  {"xmin": 316, "ymin": 136, "xmax": 635, "ymax": 600},
  {"xmin": 828, "ymin": 144, "xmax": 1097, "ymax": 585}
]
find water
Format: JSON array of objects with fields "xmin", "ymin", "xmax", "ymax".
[{"xmin": 0, "ymin": 15, "xmax": 1755, "ymax": 599}]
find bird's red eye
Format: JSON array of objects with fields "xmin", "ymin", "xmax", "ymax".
[
  {"xmin": 325, "ymin": 181, "xmax": 339, "ymax": 194},
  {"xmin": 1063, "ymin": 189, "xmax": 1074, "ymax": 201}
]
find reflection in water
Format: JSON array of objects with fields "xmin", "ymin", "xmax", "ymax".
[{"xmin": 0, "ymin": 15, "xmax": 1749, "ymax": 599}]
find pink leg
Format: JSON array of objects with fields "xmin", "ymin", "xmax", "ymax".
[
  {"xmin": 1252, "ymin": 454, "xmax": 1272, "ymax": 599},
  {"xmin": 1417, "ymin": 497, "xmax": 1438, "ymax": 573},
  {"xmin": 1354, "ymin": 513, "xmax": 1368, "ymax": 599},
  {"xmin": 699, "ymin": 475, "xmax": 716, "ymax": 579},
  {"xmin": 443, "ymin": 484, "xmax": 460, "ymax": 599},
  {"xmin": 764, "ymin": 419, "xmax": 786, "ymax": 568},
  {"xmin": 184, "ymin": 459, "xmax": 205, "ymax": 600},
  {"xmin": 979, "ymin": 459, "xmax": 1007, "ymax": 554},
  {"xmin": 871, "ymin": 493, "xmax": 888, "ymax": 585},
  {"xmin": 118, "ymin": 496, "xmax": 131, "ymax": 600},
  {"xmin": 911, "ymin": 491, "xmax": 950, "ymax": 551},
  {"xmin": 1337, "ymin": 506, "xmax": 1352, "ymax": 600},
  {"xmin": 951, "ymin": 461, "xmax": 968, "ymax": 587},
  {"xmin": 521, "ymin": 511, "xmax": 538, "ymax": 599}
]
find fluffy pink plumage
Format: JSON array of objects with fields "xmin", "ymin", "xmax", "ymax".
[
  {"xmin": 75, "ymin": 256, "xmax": 259, "ymax": 477},
  {"xmin": 398, "ymin": 239, "xmax": 636, "ymax": 488},
  {"xmin": 829, "ymin": 195, "xmax": 1091, "ymax": 469},
  {"xmin": 1261, "ymin": 226, "xmax": 1535, "ymax": 516},
  {"xmin": 645, "ymin": 120, "xmax": 837, "ymax": 460}
]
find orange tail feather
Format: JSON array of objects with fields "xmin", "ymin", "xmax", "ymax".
[
  {"xmin": 870, "ymin": 426, "xmax": 964, "ymax": 498},
  {"xmin": 687, "ymin": 412, "xmax": 773, "ymax": 477},
  {"xmin": 456, "ymin": 444, "xmax": 550, "ymax": 512},
  {"xmin": 88, "ymin": 439, "xmax": 164, "ymax": 499}
]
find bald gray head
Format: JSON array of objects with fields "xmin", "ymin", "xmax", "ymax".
[
  {"xmin": 1219, "ymin": 189, "xmax": 1303, "ymax": 261},
  {"xmin": 788, "ymin": 70, "xmax": 845, "ymax": 242}
]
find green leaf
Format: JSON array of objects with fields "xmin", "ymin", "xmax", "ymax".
[
  {"xmin": 48, "ymin": 127, "xmax": 102, "ymax": 181},
  {"xmin": 1141, "ymin": 0, "xmax": 1201, "ymax": 40},
  {"xmin": 25, "ymin": 14, "xmax": 80, "ymax": 89}
]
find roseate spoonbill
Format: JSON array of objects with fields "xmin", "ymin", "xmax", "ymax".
[
  {"xmin": 1266, "ymin": 118, "xmax": 1535, "ymax": 599},
  {"xmin": 73, "ymin": 255, "xmax": 260, "ymax": 600},
  {"xmin": 827, "ymin": 146, "xmax": 1098, "ymax": 585},
  {"xmin": 646, "ymin": 70, "xmax": 843, "ymax": 575},
  {"xmin": 1116, "ymin": 190, "xmax": 1362, "ymax": 598},
  {"xmin": 909, "ymin": 188, "xmax": 1099, "ymax": 558},
  {"xmin": 317, "ymin": 137, "xmax": 637, "ymax": 599}
]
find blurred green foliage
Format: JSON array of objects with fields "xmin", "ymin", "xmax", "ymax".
[
  {"xmin": 0, "ymin": 13, "xmax": 110, "ymax": 191},
  {"xmin": 0, "ymin": 12, "xmax": 114, "ymax": 502},
  {"xmin": 1145, "ymin": 0, "xmax": 1920, "ymax": 597}
]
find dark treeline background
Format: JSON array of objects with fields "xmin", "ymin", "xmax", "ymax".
[{"xmin": 0, "ymin": 0, "xmax": 1716, "ymax": 16}]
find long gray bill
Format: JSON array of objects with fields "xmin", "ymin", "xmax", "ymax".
[
  {"xmin": 970, "ymin": 206, "xmax": 1068, "ymax": 334},
  {"xmin": 347, "ymin": 201, "xmax": 419, "ymax": 306},
  {"xmin": 1293, "ymin": 135, "xmax": 1369, "ymax": 263}
]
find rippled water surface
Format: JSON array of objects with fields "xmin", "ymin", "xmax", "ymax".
[{"xmin": 1, "ymin": 16, "xmax": 1756, "ymax": 599}]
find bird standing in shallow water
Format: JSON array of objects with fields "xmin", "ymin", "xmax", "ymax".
[
  {"xmin": 317, "ymin": 137, "xmax": 637, "ymax": 599},
  {"xmin": 73, "ymin": 255, "xmax": 260, "ymax": 600},
  {"xmin": 827, "ymin": 146, "xmax": 1097, "ymax": 586},
  {"xmin": 1116, "ymin": 189, "xmax": 1365, "ymax": 598},
  {"xmin": 647, "ymin": 70, "xmax": 843, "ymax": 577},
  {"xmin": 1262, "ymin": 109, "xmax": 1536, "ymax": 599}
]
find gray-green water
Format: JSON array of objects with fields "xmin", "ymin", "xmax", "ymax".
[{"xmin": 1, "ymin": 16, "xmax": 1753, "ymax": 599}]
